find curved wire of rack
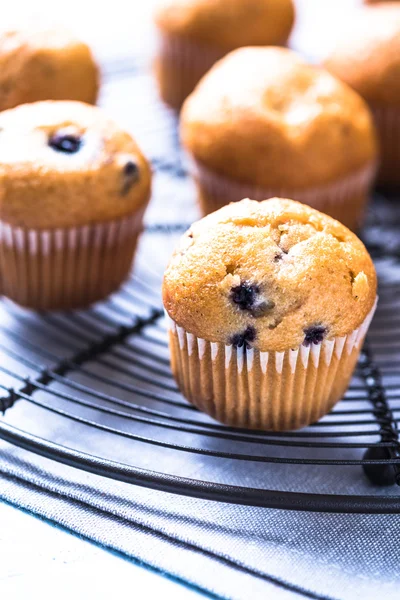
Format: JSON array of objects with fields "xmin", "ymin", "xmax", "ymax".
[{"xmin": 0, "ymin": 59, "xmax": 399, "ymax": 513}]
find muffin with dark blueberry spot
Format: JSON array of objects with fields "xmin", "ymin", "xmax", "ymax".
[
  {"xmin": 163, "ymin": 197, "xmax": 377, "ymax": 430},
  {"xmin": 0, "ymin": 100, "xmax": 151, "ymax": 310}
]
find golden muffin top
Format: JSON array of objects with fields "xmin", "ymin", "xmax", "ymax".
[
  {"xmin": 0, "ymin": 101, "xmax": 151, "ymax": 229},
  {"xmin": 163, "ymin": 198, "xmax": 377, "ymax": 352},
  {"xmin": 0, "ymin": 27, "xmax": 99, "ymax": 109},
  {"xmin": 154, "ymin": 0, "xmax": 295, "ymax": 50},
  {"xmin": 325, "ymin": 3, "xmax": 400, "ymax": 107},
  {"xmin": 181, "ymin": 47, "xmax": 377, "ymax": 189}
]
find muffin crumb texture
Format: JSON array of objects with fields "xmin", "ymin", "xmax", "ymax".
[
  {"xmin": 0, "ymin": 100, "xmax": 151, "ymax": 229},
  {"xmin": 163, "ymin": 198, "xmax": 377, "ymax": 352},
  {"xmin": 324, "ymin": 3, "xmax": 400, "ymax": 186},
  {"xmin": 155, "ymin": 0, "xmax": 295, "ymax": 51},
  {"xmin": 324, "ymin": 3, "xmax": 400, "ymax": 108},
  {"xmin": 181, "ymin": 47, "xmax": 377, "ymax": 190},
  {"xmin": 0, "ymin": 28, "xmax": 99, "ymax": 110}
]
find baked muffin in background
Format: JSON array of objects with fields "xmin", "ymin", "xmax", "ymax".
[
  {"xmin": 181, "ymin": 47, "xmax": 378, "ymax": 231},
  {"xmin": 0, "ymin": 28, "xmax": 99, "ymax": 111},
  {"xmin": 154, "ymin": 0, "xmax": 295, "ymax": 110},
  {"xmin": 163, "ymin": 198, "xmax": 377, "ymax": 431},
  {"xmin": 0, "ymin": 101, "xmax": 151, "ymax": 310},
  {"xmin": 325, "ymin": 3, "xmax": 400, "ymax": 186}
]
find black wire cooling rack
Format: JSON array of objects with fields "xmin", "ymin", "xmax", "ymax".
[{"xmin": 0, "ymin": 56, "xmax": 400, "ymax": 514}]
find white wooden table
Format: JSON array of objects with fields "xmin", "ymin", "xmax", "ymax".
[{"xmin": 0, "ymin": 502, "xmax": 201, "ymax": 598}]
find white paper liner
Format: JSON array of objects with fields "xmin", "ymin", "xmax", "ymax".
[
  {"xmin": 154, "ymin": 32, "xmax": 225, "ymax": 109},
  {"xmin": 189, "ymin": 157, "xmax": 377, "ymax": 230},
  {"xmin": 0, "ymin": 208, "xmax": 145, "ymax": 310},
  {"xmin": 372, "ymin": 107, "xmax": 400, "ymax": 185},
  {"xmin": 165, "ymin": 298, "xmax": 378, "ymax": 430}
]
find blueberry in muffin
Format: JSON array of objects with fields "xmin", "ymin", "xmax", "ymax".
[
  {"xmin": 0, "ymin": 101, "xmax": 151, "ymax": 310},
  {"xmin": 163, "ymin": 197, "xmax": 377, "ymax": 430}
]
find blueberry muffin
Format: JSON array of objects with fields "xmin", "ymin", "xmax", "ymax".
[
  {"xmin": 0, "ymin": 101, "xmax": 151, "ymax": 310},
  {"xmin": 181, "ymin": 47, "xmax": 378, "ymax": 230},
  {"xmin": 154, "ymin": 0, "xmax": 295, "ymax": 110},
  {"xmin": 163, "ymin": 198, "xmax": 377, "ymax": 430},
  {"xmin": 325, "ymin": 3, "xmax": 400, "ymax": 186},
  {"xmin": 0, "ymin": 27, "xmax": 99, "ymax": 111}
]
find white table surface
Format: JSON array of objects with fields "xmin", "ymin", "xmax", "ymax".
[
  {"xmin": 0, "ymin": 1, "xmax": 364, "ymax": 598},
  {"xmin": 0, "ymin": 501, "xmax": 202, "ymax": 599}
]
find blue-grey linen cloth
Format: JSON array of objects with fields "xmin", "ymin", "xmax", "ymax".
[{"xmin": 1, "ymin": 437, "xmax": 400, "ymax": 600}]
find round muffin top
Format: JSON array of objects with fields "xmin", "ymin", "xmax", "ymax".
[
  {"xmin": 163, "ymin": 198, "xmax": 377, "ymax": 353},
  {"xmin": 325, "ymin": 4, "xmax": 400, "ymax": 107},
  {"xmin": 0, "ymin": 27, "xmax": 99, "ymax": 109},
  {"xmin": 181, "ymin": 47, "xmax": 377, "ymax": 189},
  {"xmin": 154, "ymin": 0, "xmax": 295, "ymax": 50},
  {"xmin": 0, "ymin": 101, "xmax": 151, "ymax": 229}
]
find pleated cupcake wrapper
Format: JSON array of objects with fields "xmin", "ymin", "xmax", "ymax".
[
  {"xmin": 189, "ymin": 157, "xmax": 377, "ymax": 230},
  {"xmin": 165, "ymin": 298, "xmax": 377, "ymax": 430},
  {"xmin": 0, "ymin": 208, "xmax": 145, "ymax": 310},
  {"xmin": 155, "ymin": 33, "xmax": 225, "ymax": 109},
  {"xmin": 372, "ymin": 107, "xmax": 400, "ymax": 185}
]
